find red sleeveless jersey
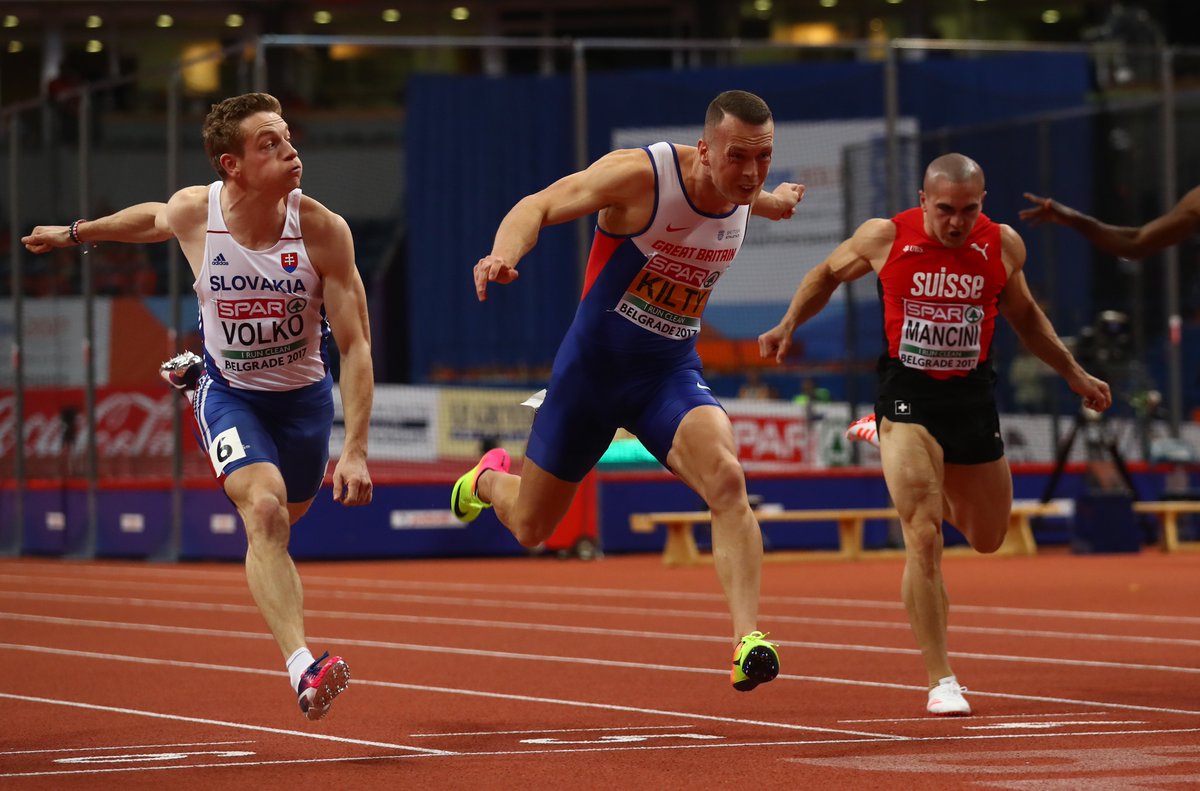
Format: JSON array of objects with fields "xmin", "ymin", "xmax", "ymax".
[{"xmin": 878, "ymin": 207, "xmax": 1007, "ymax": 381}]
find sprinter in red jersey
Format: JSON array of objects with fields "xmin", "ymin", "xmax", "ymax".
[{"xmin": 759, "ymin": 153, "xmax": 1111, "ymax": 716}]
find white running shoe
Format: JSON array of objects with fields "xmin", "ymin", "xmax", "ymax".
[
  {"xmin": 845, "ymin": 414, "xmax": 880, "ymax": 448},
  {"xmin": 927, "ymin": 675, "xmax": 971, "ymax": 716}
]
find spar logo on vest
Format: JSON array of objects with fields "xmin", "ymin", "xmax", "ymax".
[
  {"xmin": 898, "ymin": 299, "xmax": 985, "ymax": 372},
  {"xmin": 281, "ymin": 251, "xmax": 299, "ymax": 273}
]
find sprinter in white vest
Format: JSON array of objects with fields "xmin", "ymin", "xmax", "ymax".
[
  {"xmin": 23, "ymin": 92, "xmax": 373, "ymax": 722},
  {"xmin": 453, "ymin": 90, "xmax": 804, "ymax": 693}
]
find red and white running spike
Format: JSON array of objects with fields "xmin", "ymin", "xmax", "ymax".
[{"xmin": 845, "ymin": 414, "xmax": 879, "ymax": 448}]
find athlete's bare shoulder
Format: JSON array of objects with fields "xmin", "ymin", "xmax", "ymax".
[
  {"xmin": 165, "ymin": 185, "xmax": 208, "ymax": 221},
  {"xmin": 998, "ymin": 222, "xmax": 1027, "ymax": 276},
  {"xmin": 297, "ymin": 193, "xmax": 353, "ymax": 277},
  {"xmin": 164, "ymin": 185, "xmax": 210, "ymax": 239},
  {"xmin": 160, "ymin": 185, "xmax": 212, "ymax": 273},
  {"xmin": 588, "ymin": 146, "xmax": 658, "ymax": 197},
  {"xmin": 859, "ymin": 217, "xmax": 897, "ymax": 239},
  {"xmin": 582, "ymin": 146, "xmax": 659, "ymax": 232},
  {"xmin": 298, "ymin": 193, "xmax": 343, "ymax": 230},
  {"xmin": 855, "ymin": 217, "xmax": 897, "ymax": 259}
]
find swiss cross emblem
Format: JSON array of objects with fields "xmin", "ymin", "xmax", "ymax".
[{"xmin": 281, "ymin": 252, "xmax": 299, "ymax": 273}]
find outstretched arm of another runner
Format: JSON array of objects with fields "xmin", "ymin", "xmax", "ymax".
[
  {"xmin": 1019, "ymin": 185, "xmax": 1200, "ymax": 260},
  {"xmin": 474, "ymin": 148, "xmax": 654, "ymax": 301},
  {"xmin": 758, "ymin": 218, "xmax": 891, "ymax": 364},
  {"xmin": 997, "ymin": 225, "xmax": 1112, "ymax": 412}
]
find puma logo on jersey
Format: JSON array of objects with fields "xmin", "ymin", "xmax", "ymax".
[{"xmin": 970, "ymin": 242, "xmax": 989, "ymax": 260}]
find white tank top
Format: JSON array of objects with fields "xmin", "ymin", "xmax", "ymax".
[
  {"xmin": 611, "ymin": 141, "xmax": 749, "ymax": 341},
  {"xmin": 196, "ymin": 181, "xmax": 329, "ymax": 391}
]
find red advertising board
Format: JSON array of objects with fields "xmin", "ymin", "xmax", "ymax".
[
  {"xmin": 729, "ymin": 412, "xmax": 818, "ymax": 467},
  {"xmin": 0, "ymin": 388, "xmax": 207, "ymax": 480}
]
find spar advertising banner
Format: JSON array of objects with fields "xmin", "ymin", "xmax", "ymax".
[
  {"xmin": 726, "ymin": 399, "xmax": 822, "ymax": 468},
  {"xmin": 725, "ymin": 399, "xmax": 860, "ymax": 470}
]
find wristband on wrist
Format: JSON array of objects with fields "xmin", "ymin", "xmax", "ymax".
[{"xmin": 69, "ymin": 219, "xmax": 87, "ymax": 245}]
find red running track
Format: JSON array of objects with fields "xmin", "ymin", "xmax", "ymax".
[{"xmin": 1, "ymin": 549, "xmax": 1198, "ymax": 789}]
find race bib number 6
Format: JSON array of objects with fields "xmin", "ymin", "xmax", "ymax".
[{"xmin": 209, "ymin": 426, "xmax": 248, "ymax": 475}]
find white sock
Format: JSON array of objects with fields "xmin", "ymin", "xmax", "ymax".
[{"xmin": 286, "ymin": 647, "xmax": 315, "ymax": 690}]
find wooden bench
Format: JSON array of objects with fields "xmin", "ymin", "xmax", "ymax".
[
  {"xmin": 629, "ymin": 501, "xmax": 1071, "ymax": 566},
  {"xmin": 1131, "ymin": 501, "xmax": 1200, "ymax": 552}
]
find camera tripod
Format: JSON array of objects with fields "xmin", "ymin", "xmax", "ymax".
[{"xmin": 1038, "ymin": 408, "xmax": 1140, "ymax": 504}]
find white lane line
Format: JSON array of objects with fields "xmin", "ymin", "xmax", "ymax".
[
  {"xmin": 353, "ymin": 677, "xmax": 904, "ymax": 739},
  {"xmin": 6, "ymin": 589, "xmax": 1200, "ymax": 648},
  {"xmin": 0, "ymin": 740, "xmax": 254, "ymax": 756},
  {"xmin": 0, "ymin": 643, "xmax": 903, "ymax": 740},
  {"xmin": 410, "ymin": 725, "xmax": 696, "ymax": 737},
  {"xmin": 4, "ymin": 569, "xmax": 1200, "ymax": 626},
  {"xmin": 5, "ymin": 610, "xmax": 1199, "ymax": 678},
  {"xmin": 0, "ymin": 753, "xmax": 433, "ymax": 779},
  {"xmin": 963, "ymin": 721, "xmax": 1146, "ymax": 730},
  {"xmin": 5, "ymin": 727, "xmax": 1200, "ymax": 779},
  {"xmin": 376, "ymin": 726, "xmax": 1200, "ymax": 754},
  {"xmin": 4, "ymin": 639, "xmax": 1199, "ymax": 724},
  {"xmin": 840, "ymin": 711, "xmax": 1110, "ymax": 723},
  {"xmin": 0, "ymin": 692, "xmax": 453, "ymax": 755}
]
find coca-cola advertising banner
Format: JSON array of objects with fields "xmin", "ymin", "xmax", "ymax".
[{"xmin": 0, "ymin": 387, "xmax": 197, "ymax": 479}]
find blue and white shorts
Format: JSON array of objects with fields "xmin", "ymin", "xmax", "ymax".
[
  {"xmin": 191, "ymin": 373, "xmax": 334, "ymax": 503},
  {"xmin": 526, "ymin": 342, "xmax": 721, "ymax": 483}
]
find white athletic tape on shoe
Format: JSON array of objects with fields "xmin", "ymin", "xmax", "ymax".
[{"xmin": 521, "ymin": 388, "xmax": 546, "ymax": 410}]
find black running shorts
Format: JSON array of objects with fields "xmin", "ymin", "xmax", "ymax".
[{"xmin": 875, "ymin": 394, "xmax": 1004, "ymax": 465}]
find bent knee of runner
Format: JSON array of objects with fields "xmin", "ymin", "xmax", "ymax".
[
  {"xmin": 901, "ymin": 520, "xmax": 943, "ymax": 568},
  {"xmin": 509, "ymin": 515, "xmax": 558, "ymax": 548},
  {"xmin": 240, "ymin": 491, "xmax": 291, "ymax": 548},
  {"xmin": 972, "ymin": 536, "xmax": 1004, "ymax": 555},
  {"xmin": 965, "ymin": 523, "xmax": 1007, "ymax": 554},
  {"xmin": 699, "ymin": 453, "xmax": 749, "ymax": 513}
]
